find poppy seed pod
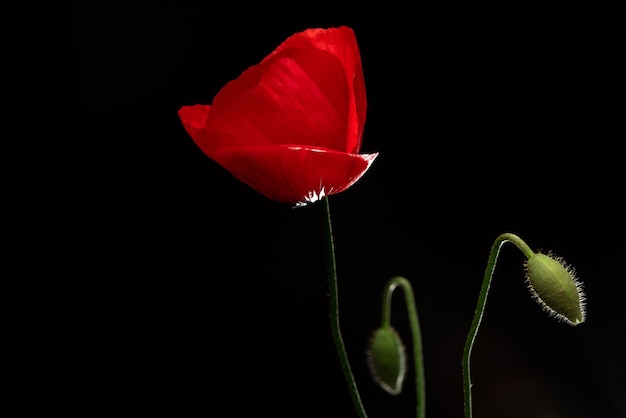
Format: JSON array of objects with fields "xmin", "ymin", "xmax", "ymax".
[
  {"xmin": 366, "ymin": 326, "xmax": 406, "ymax": 395},
  {"xmin": 524, "ymin": 252, "xmax": 586, "ymax": 325}
]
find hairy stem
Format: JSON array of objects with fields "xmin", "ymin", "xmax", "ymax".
[
  {"xmin": 321, "ymin": 197, "xmax": 368, "ymax": 418},
  {"xmin": 382, "ymin": 276, "xmax": 426, "ymax": 418},
  {"xmin": 462, "ymin": 232, "xmax": 534, "ymax": 418}
]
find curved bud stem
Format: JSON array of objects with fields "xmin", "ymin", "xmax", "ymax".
[
  {"xmin": 462, "ymin": 232, "xmax": 534, "ymax": 418},
  {"xmin": 382, "ymin": 276, "xmax": 426, "ymax": 418},
  {"xmin": 321, "ymin": 197, "xmax": 368, "ymax": 418}
]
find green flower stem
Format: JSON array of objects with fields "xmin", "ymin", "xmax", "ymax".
[
  {"xmin": 321, "ymin": 197, "xmax": 368, "ymax": 418},
  {"xmin": 462, "ymin": 232, "xmax": 534, "ymax": 418},
  {"xmin": 382, "ymin": 276, "xmax": 426, "ymax": 418}
]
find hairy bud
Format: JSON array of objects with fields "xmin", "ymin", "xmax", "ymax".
[
  {"xmin": 524, "ymin": 252, "xmax": 586, "ymax": 325},
  {"xmin": 366, "ymin": 326, "xmax": 406, "ymax": 395}
]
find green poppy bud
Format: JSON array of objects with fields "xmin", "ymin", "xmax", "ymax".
[
  {"xmin": 366, "ymin": 326, "xmax": 406, "ymax": 395},
  {"xmin": 524, "ymin": 252, "xmax": 586, "ymax": 325}
]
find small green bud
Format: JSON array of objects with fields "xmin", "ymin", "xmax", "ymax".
[
  {"xmin": 524, "ymin": 252, "xmax": 586, "ymax": 325},
  {"xmin": 366, "ymin": 326, "xmax": 406, "ymax": 395}
]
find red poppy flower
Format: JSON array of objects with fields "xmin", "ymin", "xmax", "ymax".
[{"xmin": 178, "ymin": 26, "xmax": 378, "ymax": 206}]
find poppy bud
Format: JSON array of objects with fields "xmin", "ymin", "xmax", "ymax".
[
  {"xmin": 524, "ymin": 252, "xmax": 586, "ymax": 325},
  {"xmin": 366, "ymin": 326, "xmax": 406, "ymax": 395}
]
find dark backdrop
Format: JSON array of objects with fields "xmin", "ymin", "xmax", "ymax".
[{"xmin": 80, "ymin": 2, "xmax": 625, "ymax": 417}]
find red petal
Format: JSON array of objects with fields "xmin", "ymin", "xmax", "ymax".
[
  {"xmin": 178, "ymin": 104, "xmax": 211, "ymax": 144},
  {"xmin": 212, "ymin": 145, "xmax": 378, "ymax": 205},
  {"xmin": 204, "ymin": 49, "xmax": 349, "ymax": 153},
  {"xmin": 266, "ymin": 27, "xmax": 366, "ymax": 154}
]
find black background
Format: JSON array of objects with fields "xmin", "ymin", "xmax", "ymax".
[{"xmin": 80, "ymin": 2, "xmax": 625, "ymax": 417}]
